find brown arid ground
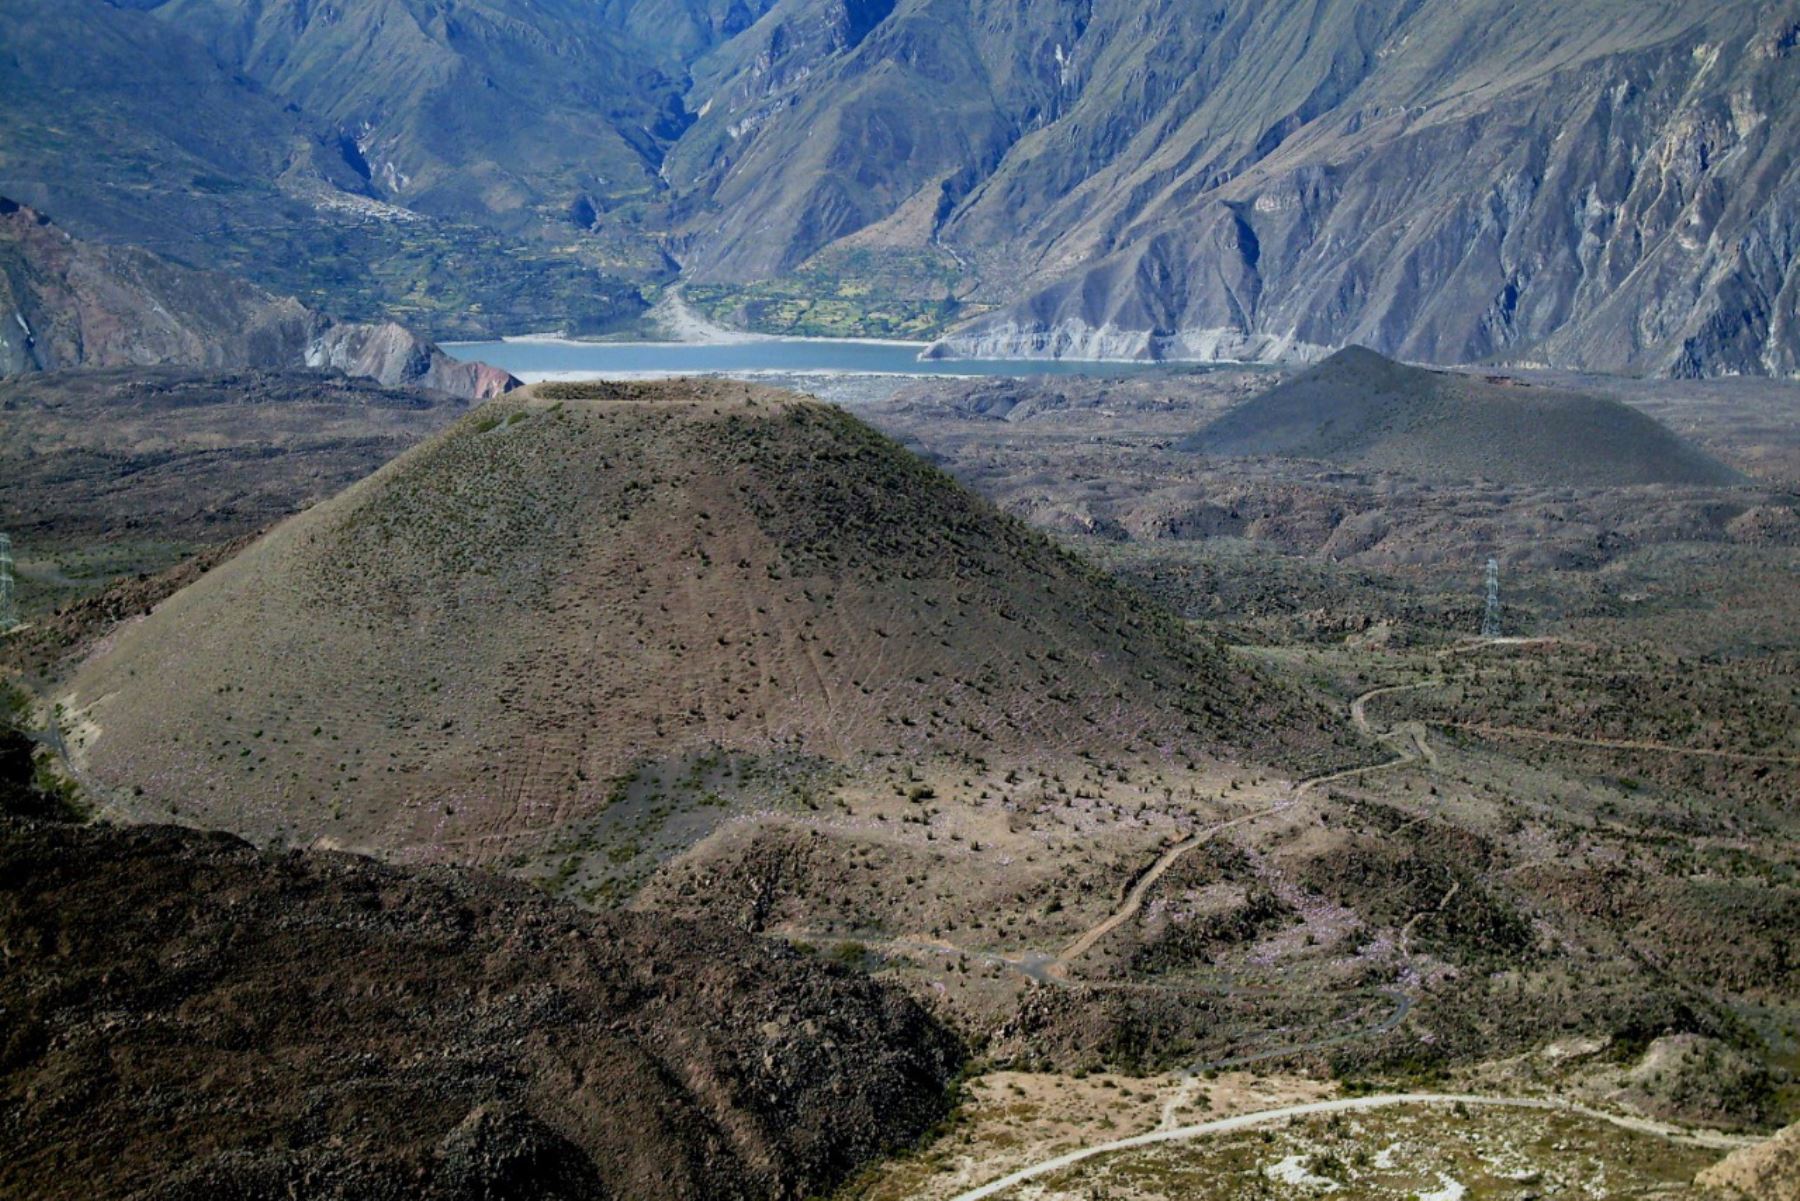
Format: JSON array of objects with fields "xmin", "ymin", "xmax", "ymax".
[
  {"xmin": 1698, "ymin": 1121, "xmax": 1800, "ymax": 1200},
  {"xmin": 856, "ymin": 367, "xmax": 1800, "ymax": 649},
  {"xmin": 873, "ymin": 1093, "xmax": 1748, "ymax": 1201},
  {"xmin": 760, "ymin": 365, "xmax": 1799, "ymax": 1199},
  {"xmin": 5, "ymin": 368, "xmax": 1798, "ymax": 1199}
]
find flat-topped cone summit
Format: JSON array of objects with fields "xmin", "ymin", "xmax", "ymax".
[{"xmin": 65, "ymin": 380, "xmax": 1353, "ymax": 863}]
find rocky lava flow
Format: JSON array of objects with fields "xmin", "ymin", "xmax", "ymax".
[{"xmin": 0, "ymin": 816, "xmax": 961, "ymax": 1201}]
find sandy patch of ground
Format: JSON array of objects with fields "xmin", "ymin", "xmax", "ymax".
[{"xmin": 846, "ymin": 1070, "xmax": 1331, "ymax": 1201}]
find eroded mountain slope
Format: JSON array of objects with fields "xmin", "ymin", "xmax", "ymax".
[
  {"xmin": 683, "ymin": 0, "xmax": 1800, "ymax": 376},
  {"xmin": 7, "ymin": 0, "xmax": 1797, "ymax": 374},
  {"xmin": 0, "ymin": 200, "xmax": 516, "ymax": 398}
]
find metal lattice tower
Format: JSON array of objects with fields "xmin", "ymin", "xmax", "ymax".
[
  {"xmin": 0, "ymin": 533, "xmax": 16, "ymax": 633},
  {"xmin": 1481, "ymin": 557, "xmax": 1502, "ymax": 639}
]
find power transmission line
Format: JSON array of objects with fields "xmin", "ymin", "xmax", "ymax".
[
  {"xmin": 1482, "ymin": 557, "xmax": 1502, "ymax": 639},
  {"xmin": 0, "ymin": 534, "xmax": 17, "ymax": 633}
]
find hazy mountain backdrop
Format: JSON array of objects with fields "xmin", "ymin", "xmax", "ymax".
[{"xmin": 4, "ymin": 0, "xmax": 1796, "ymax": 374}]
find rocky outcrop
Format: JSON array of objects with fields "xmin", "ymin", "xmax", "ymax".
[
  {"xmin": 934, "ymin": 8, "xmax": 1800, "ymax": 379},
  {"xmin": 0, "ymin": 199, "xmax": 517, "ymax": 399},
  {"xmin": 674, "ymin": 0, "xmax": 1091, "ymax": 283},
  {"xmin": 923, "ymin": 315, "xmax": 1332, "ymax": 366},
  {"xmin": 665, "ymin": 0, "xmax": 900, "ymax": 197},
  {"xmin": 307, "ymin": 320, "xmax": 518, "ymax": 400},
  {"xmin": 0, "ymin": 815, "xmax": 962, "ymax": 1201},
  {"xmin": 1696, "ymin": 1122, "xmax": 1800, "ymax": 1199}
]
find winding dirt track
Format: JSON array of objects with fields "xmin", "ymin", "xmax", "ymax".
[
  {"xmin": 944, "ymin": 643, "xmax": 1768, "ymax": 1199},
  {"xmin": 1350, "ymin": 681, "xmax": 1434, "ymax": 732},
  {"xmin": 1046, "ymin": 802, "xmax": 1293, "ymax": 979},
  {"xmin": 785, "ymin": 678, "xmax": 1450, "ymax": 996},
  {"xmin": 943, "ymin": 1092, "xmax": 1755, "ymax": 1201},
  {"xmin": 1040, "ymin": 675, "xmax": 1436, "ymax": 982}
]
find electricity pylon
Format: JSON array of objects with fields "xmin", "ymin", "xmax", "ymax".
[
  {"xmin": 1481, "ymin": 557, "xmax": 1502, "ymax": 639},
  {"xmin": 0, "ymin": 533, "xmax": 17, "ymax": 633}
]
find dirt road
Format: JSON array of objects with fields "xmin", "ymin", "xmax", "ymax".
[
  {"xmin": 1046, "ymin": 801, "xmax": 1292, "ymax": 979},
  {"xmin": 1048, "ymin": 679, "xmax": 1436, "ymax": 980},
  {"xmin": 944, "ymin": 1091, "xmax": 1754, "ymax": 1200}
]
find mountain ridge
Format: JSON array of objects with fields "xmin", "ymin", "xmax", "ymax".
[
  {"xmin": 0, "ymin": 199, "xmax": 518, "ymax": 399},
  {"xmin": 908, "ymin": 1, "xmax": 1800, "ymax": 377},
  {"xmin": 0, "ymin": 813, "xmax": 960, "ymax": 1200},
  {"xmin": 5, "ymin": 0, "xmax": 1796, "ymax": 376}
]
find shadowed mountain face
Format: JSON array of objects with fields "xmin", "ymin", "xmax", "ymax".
[
  {"xmin": 0, "ymin": 815, "xmax": 960, "ymax": 1201},
  {"xmin": 0, "ymin": 201, "xmax": 518, "ymax": 399},
  {"xmin": 0, "ymin": 0, "xmax": 670, "ymax": 338},
  {"xmin": 1182, "ymin": 348, "xmax": 1748, "ymax": 487},
  {"xmin": 61, "ymin": 380, "xmax": 1358, "ymax": 866},
  {"xmin": 5, "ymin": 0, "xmax": 1795, "ymax": 374},
  {"xmin": 146, "ymin": 0, "xmax": 770, "ymax": 225}
]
